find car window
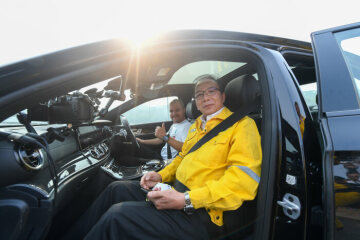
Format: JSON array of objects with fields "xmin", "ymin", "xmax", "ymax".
[
  {"xmin": 335, "ymin": 28, "xmax": 360, "ymax": 104},
  {"xmin": 123, "ymin": 96, "xmax": 177, "ymax": 125},
  {"xmin": 300, "ymin": 82, "xmax": 318, "ymax": 111}
]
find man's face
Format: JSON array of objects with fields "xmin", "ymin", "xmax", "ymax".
[
  {"xmin": 195, "ymin": 79, "xmax": 225, "ymax": 117},
  {"xmin": 170, "ymin": 102, "xmax": 186, "ymax": 123}
]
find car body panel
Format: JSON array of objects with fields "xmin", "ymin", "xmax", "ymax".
[{"xmin": 311, "ymin": 22, "xmax": 360, "ymax": 240}]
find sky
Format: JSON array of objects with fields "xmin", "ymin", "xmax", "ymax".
[{"xmin": 1, "ymin": 0, "xmax": 359, "ymax": 66}]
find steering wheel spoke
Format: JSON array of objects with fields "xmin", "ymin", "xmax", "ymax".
[{"xmin": 120, "ymin": 115, "xmax": 140, "ymax": 149}]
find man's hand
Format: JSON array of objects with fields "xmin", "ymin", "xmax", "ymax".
[
  {"xmin": 136, "ymin": 137, "xmax": 144, "ymax": 144},
  {"xmin": 140, "ymin": 171, "xmax": 162, "ymax": 190},
  {"xmin": 155, "ymin": 123, "xmax": 167, "ymax": 140},
  {"xmin": 147, "ymin": 189, "xmax": 185, "ymax": 210}
]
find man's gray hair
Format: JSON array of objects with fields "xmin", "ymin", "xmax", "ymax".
[{"xmin": 193, "ymin": 74, "xmax": 223, "ymax": 92}]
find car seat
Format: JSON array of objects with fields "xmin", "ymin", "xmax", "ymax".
[
  {"xmin": 186, "ymin": 99, "xmax": 201, "ymax": 122},
  {"xmin": 224, "ymin": 74, "xmax": 262, "ymax": 131},
  {"xmin": 219, "ymin": 74, "xmax": 261, "ymax": 240}
]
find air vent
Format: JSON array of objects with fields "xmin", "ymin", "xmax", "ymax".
[
  {"xmin": 89, "ymin": 142, "xmax": 109, "ymax": 159},
  {"xmin": 18, "ymin": 147, "xmax": 44, "ymax": 170}
]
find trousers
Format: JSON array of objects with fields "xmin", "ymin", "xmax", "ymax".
[{"xmin": 65, "ymin": 181, "xmax": 209, "ymax": 240}]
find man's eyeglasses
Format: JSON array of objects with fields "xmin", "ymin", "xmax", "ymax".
[{"xmin": 194, "ymin": 87, "xmax": 220, "ymax": 100}]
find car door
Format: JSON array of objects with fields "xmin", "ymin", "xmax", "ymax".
[
  {"xmin": 254, "ymin": 47, "xmax": 310, "ymax": 240},
  {"xmin": 311, "ymin": 22, "xmax": 360, "ymax": 240}
]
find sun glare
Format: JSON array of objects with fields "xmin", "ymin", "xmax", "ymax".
[{"xmin": 123, "ymin": 30, "xmax": 151, "ymax": 47}]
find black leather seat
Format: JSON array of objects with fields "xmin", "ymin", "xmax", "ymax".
[
  {"xmin": 186, "ymin": 99, "xmax": 201, "ymax": 122},
  {"xmin": 224, "ymin": 74, "xmax": 261, "ymax": 111},
  {"xmin": 219, "ymin": 74, "xmax": 261, "ymax": 240},
  {"xmin": 225, "ymin": 74, "xmax": 262, "ymax": 132}
]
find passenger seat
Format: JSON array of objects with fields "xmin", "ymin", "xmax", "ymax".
[{"xmin": 186, "ymin": 100, "xmax": 201, "ymax": 123}]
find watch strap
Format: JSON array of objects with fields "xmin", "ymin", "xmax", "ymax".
[
  {"xmin": 184, "ymin": 192, "xmax": 194, "ymax": 214},
  {"xmin": 162, "ymin": 135, "xmax": 169, "ymax": 142}
]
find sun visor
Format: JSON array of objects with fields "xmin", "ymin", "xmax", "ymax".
[{"xmin": 146, "ymin": 66, "xmax": 174, "ymax": 83}]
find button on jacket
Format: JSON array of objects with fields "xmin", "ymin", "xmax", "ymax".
[{"xmin": 158, "ymin": 107, "xmax": 262, "ymax": 226}]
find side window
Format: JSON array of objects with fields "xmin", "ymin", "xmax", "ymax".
[
  {"xmin": 335, "ymin": 28, "xmax": 360, "ymax": 103},
  {"xmin": 123, "ymin": 96, "xmax": 177, "ymax": 125},
  {"xmin": 300, "ymin": 82, "xmax": 318, "ymax": 111}
]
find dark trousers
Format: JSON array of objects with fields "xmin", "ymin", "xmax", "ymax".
[{"xmin": 65, "ymin": 181, "xmax": 209, "ymax": 240}]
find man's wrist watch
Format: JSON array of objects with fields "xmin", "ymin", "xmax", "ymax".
[
  {"xmin": 162, "ymin": 135, "xmax": 169, "ymax": 142},
  {"xmin": 184, "ymin": 192, "xmax": 195, "ymax": 214}
]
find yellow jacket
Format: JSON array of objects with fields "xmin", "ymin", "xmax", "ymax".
[{"xmin": 158, "ymin": 107, "xmax": 262, "ymax": 226}]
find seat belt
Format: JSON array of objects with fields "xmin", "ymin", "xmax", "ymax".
[
  {"xmin": 185, "ymin": 104, "xmax": 255, "ymax": 156},
  {"xmin": 166, "ymin": 136, "xmax": 172, "ymax": 159}
]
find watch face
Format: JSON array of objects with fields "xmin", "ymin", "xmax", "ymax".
[{"xmin": 184, "ymin": 205, "xmax": 195, "ymax": 214}]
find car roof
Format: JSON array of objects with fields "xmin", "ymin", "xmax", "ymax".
[
  {"xmin": 0, "ymin": 29, "xmax": 312, "ymax": 121},
  {"xmin": 150, "ymin": 29, "xmax": 312, "ymax": 51}
]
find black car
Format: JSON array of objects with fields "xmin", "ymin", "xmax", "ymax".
[{"xmin": 0, "ymin": 22, "xmax": 359, "ymax": 240}]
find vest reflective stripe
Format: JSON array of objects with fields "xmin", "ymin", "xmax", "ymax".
[{"xmin": 232, "ymin": 166, "xmax": 260, "ymax": 183}]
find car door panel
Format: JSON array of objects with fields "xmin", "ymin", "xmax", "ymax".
[
  {"xmin": 312, "ymin": 27, "xmax": 359, "ymax": 112},
  {"xmin": 248, "ymin": 45, "xmax": 308, "ymax": 240},
  {"xmin": 266, "ymin": 50, "xmax": 308, "ymax": 240},
  {"xmin": 312, "ymin": 22, "xmax": 360, "ymax": 240}
]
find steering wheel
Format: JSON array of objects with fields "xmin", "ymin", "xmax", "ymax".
[{"xmin": 120, "ymin": 115, "xmax": 140, "ymax": 149}]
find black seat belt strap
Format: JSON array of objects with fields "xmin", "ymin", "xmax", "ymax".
[
  {"xmin": 173, "ymin": 179, "xmax": 189, "ymax": 192},
  {"xmin": 185, "ymin": 104, "xmax": 255, "ymax": 156},
  {"xmin": 166, "ymin": 136, "xmax": 172, "ymax": 159}
]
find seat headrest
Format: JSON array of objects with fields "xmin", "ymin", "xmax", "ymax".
[
  {"xmin": 186, "ymin": 100, "xmax": 201, "ymax": 120},
  {"xmin": 224, "ymin": 74, "xmax": 261, "ymax": 112}
]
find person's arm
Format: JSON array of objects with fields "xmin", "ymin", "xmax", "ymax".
[
  {"xmin": 166, "ymin": 137, "xmax": 184, "ymax": 152},
  {"xmin": 167, "ymin": 121, "xmax": 191, "ymax": 152},
  {"xmin": 137, "ymin": 137, "xmax": 163, "ymax": 145},
  {"xmin": 154, "ymin": 123, "xmax": 184, "ymax": 151},
  {"xmin": 188, "ymin": 118, "xmax": 262, "ymax": 210}
]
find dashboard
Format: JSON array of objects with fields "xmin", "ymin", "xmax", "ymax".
[{"xmin": 0, "ymin": 122, "xmax": 164, "ymax": 204}]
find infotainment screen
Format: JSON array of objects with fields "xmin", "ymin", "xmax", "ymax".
[
  {"xmin": 78, "ymin": 126, "xmax": 97, "ymax": 135},
  {"xmin": 77, "ymin": 126, "xmax": 108, "ymax": 150}
]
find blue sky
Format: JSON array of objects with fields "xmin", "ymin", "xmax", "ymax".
[{"xmin": 1, "ymin": 0, "xmax": 358, "ymax": 66}]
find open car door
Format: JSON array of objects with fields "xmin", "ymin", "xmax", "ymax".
[{"xmin": 311, "ymin": 22, "xmax": 360, "ymax": 240}]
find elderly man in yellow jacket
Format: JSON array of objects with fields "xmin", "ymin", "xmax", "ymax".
[{"xmin": 73, "ymin": 75, "xmax": 262, "ymax": 240}]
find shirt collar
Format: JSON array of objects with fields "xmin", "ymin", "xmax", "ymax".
[
  {"xmin": 198, "ymin": 107, "xmax": 233, "ymax": 129},
  {"xmin": 201, "ymin": 107, "xmax": 225, "ymax": 123}
]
